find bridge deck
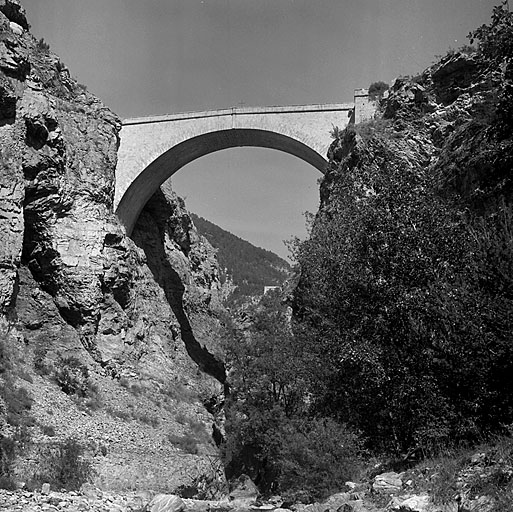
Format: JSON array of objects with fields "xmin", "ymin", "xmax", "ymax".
[{"xmin": 123, "ymin": 103, "xmax": 354, "ymax": 126}]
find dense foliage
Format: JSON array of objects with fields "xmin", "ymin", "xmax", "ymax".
[
  {"xmin": 291, "ymin": 128, "xmax": 513, "ymax": 454},
  {"xmin": 190, "ymin": 213, "xmax": 290, "ymax": 303},
  {"xmin": 288, "ymin": 3, "xmax": 513, "ymax": 456},
  {"xmin": 222, "ymin": 6, "xmax": 513, "ymax": 498},
  {"xmin": 221, "ymin": 292, "xmax": 365, "ymax": 500}
]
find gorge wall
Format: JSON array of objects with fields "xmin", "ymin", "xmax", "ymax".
[{"xmin": 0, "ymin": 1, "xmax": 227, "ymax": 491}]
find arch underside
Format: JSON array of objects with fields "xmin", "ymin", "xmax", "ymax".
[{"xmin": 116, "ymin": 128, "xmax": 327, "ymax": 235}]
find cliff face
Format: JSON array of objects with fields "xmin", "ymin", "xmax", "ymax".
[
  {"xmin": 325, "ymin": 49, "xmax": 512, "ymax": 214},
  {"xmin": 0, "ymin": 1, "xmax": 226, "ymax": 492}
]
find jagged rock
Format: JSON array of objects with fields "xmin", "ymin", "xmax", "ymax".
[
  {"xmin": 0, "ymin": 2, "xmax": 226, "ymax": 493},
  {"xmin": 432, "ymin": 52, "xmax": 478, "ymax": 104},
  {"xmin": 0, "ymin": 144, "xmax": 23, "ymax": 314},
  {"xmin": 383, "ymin": 78, "xmax": 430, "ymax": 119},
  {"xmin": 149, "ymin": 494, "xmax": 186, "ymax": 512},
  {"xmin": 372, "ymin": 472, "xmax": 403, "ymax": 494},
  {"xmin": 0, "ymin": 38, "xmax": 30, "ymax": 79},
  {"xmin": 0, "ymin": 75, "xmax": 17, "ymax": 118}
]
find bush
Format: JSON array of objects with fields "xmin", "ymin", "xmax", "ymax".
[
  {"xmin": 278, "ymin": 418, "xmax": 366, "ymax": 502},
  {"xmin": 30, "ymin": 438, "xmax": 94, "ymax": 491},
  {"xmin": 0, "ymin": 427, "xmax": 31, "ymax": 489},
  {"xmin": 54, "ymin": 357, "xmax": 90, "ymax": 397},
  {"xmin": 33, "ymin": 346, "xmax": 51, "ymax": 376},
  {"xmin": 368, "ymin": 81, "xmax": 389, "ymax": 100},
  {"xmin": 36, "ymin": 38, "xmax": 50, "ymax": 52}
]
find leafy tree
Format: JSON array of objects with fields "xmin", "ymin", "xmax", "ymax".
[
  {"xmin": 291, "ymin": 127, "xmax": 513, "ymax": 454},
  {"xmin": 221, "ymin": 291, "xmax": 364, "ymax": 497},
  {"xmin": 368, "ymin": 81, "xmax": 389, "ymax": 100}
]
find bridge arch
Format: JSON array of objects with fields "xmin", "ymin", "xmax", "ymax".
[
  {"xmin": 114, "ymin": 102, "xmax": 367, "ymax": 234},
  {"xmin": 116, "ymin": 128, "xmax": 328, "ymax": 234}
]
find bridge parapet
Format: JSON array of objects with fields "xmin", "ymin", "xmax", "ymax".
[{"xmin": 123, "ymin": 103, "xmax": 355, "ymax": 126}]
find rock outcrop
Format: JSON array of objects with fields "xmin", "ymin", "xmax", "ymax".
[{"xmin": 0, "ymin": 0, "xmax": 226, "ymax": 492}]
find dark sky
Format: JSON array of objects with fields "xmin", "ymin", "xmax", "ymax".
[{"xmin": 22, "ymin": 0, "xmax": 497, "ymax": 259}]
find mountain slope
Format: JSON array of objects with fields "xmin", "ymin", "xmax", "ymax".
[{"xmin": 190, "ymin": 213, "xmax": 291, "ymax": 302}]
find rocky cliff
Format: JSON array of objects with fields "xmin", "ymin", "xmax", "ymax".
[{"xmin": 0, "ymin": 0, "xmax": 227, "ymax": 492}]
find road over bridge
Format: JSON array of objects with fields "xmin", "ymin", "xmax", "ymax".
[{"xmin": 115, "ymin": 91, "xmax": 373, "ymax": 234}]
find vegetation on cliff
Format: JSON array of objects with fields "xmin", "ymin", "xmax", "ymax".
[
  {"xmin": 190, "ymin": 213, "xmax": 291, "ymax": 304},
  {"xmin": 222, "ymin": 3, "xmax": 513, "ymax": 505}
]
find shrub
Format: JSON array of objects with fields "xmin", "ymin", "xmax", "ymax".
[
  {"xmin": 0, "ymin": 427, "xmax": 31, "ymax": 489},
  {"xmin": 30, "ymin": 438, "xmax": 94, "ymax": 491},
  {"xmin": 54, "ymin": 357, "xmax": 90, "ymax": 397},
  {"xmin": 354, "ymin": 118, "xmax": 392, "ymax": 141},
  {"xmin": 2, "ymin": 386, "xmax": 34, "ymax": 426},
  {"xmin": 278, "ymin": 418, "xmax": 365, "ymax": 502},
  {"xmin": 330, "ymin": 125, "xmax": 343, "ymax": 139},
  {"xmin": 33, "ymin": 346, "xmax": 51, "ymax": 376},
  {"xmin": 36, "ymin": 38, "xmax": 50, "ymax": 52},
  {"xmin": 368, "ymin": 81, "xmax": 389, "ymax": 100}
]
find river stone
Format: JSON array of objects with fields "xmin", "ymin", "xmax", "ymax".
[
  {"xmin": 149, "ymin": 494, "xmax": 186, "ymax": 512},
  {"xmin": 229, "ymin": 474, "xmax": 259, "ymax": 507},
  {"xmin": 389, "ymin": 494, "xmax": 430, "ymax": 511}
]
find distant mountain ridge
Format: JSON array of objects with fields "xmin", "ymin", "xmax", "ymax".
[{"xmin": 190, "ymin": 213, "xmax": 291, "ymax": 302}]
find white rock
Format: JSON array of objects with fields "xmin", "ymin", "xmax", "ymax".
[
  {"xmin": 373, "ymin": 471, "xmax": 402, "ymax": 493},
  {"xmin": 389, "ymin": 494, "xmax": 430, "ymax": 512},
  {"xmin": 9, "ymin": 21, "xmax": 23, "ymax": 34},
  {"xmin": 149, "ymin": 494, "xmax": 185, "ymax": 512}
]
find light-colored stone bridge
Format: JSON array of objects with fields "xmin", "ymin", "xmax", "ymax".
[{"xmin": 115, "ymin": 91, "xmax": 374, "ymax": 234}]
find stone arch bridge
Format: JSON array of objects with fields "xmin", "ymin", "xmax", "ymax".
[{"xmin": 115, "ymin": 90, "xmax": 373, "ymax": 234}]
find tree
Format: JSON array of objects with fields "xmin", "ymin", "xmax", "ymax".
[{"xmin": 291, "ymin": 127, "xmax": 513, "ymax": 454}]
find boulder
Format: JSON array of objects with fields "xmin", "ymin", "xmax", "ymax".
[
  {"xmin": 322, "ymin": 492, "xmax": 351, "ymax": 510},
  {"xmin": 372, "ymin": 472, "xmax": 402, "ymax": 494},
  {"xmin": 388, "ymin": 494, "xmax": 430, "ymax": 511},
  {"xmin": 229, "ymin": 474, "xmax": 259, "ymax": 507},
  {"xmin": 148, "ymin": 494, "xmax": 186, "ymax": 512},
  {"xmin": 9, "ymin": 21, "xmax": 22, "ymax": 35}
]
